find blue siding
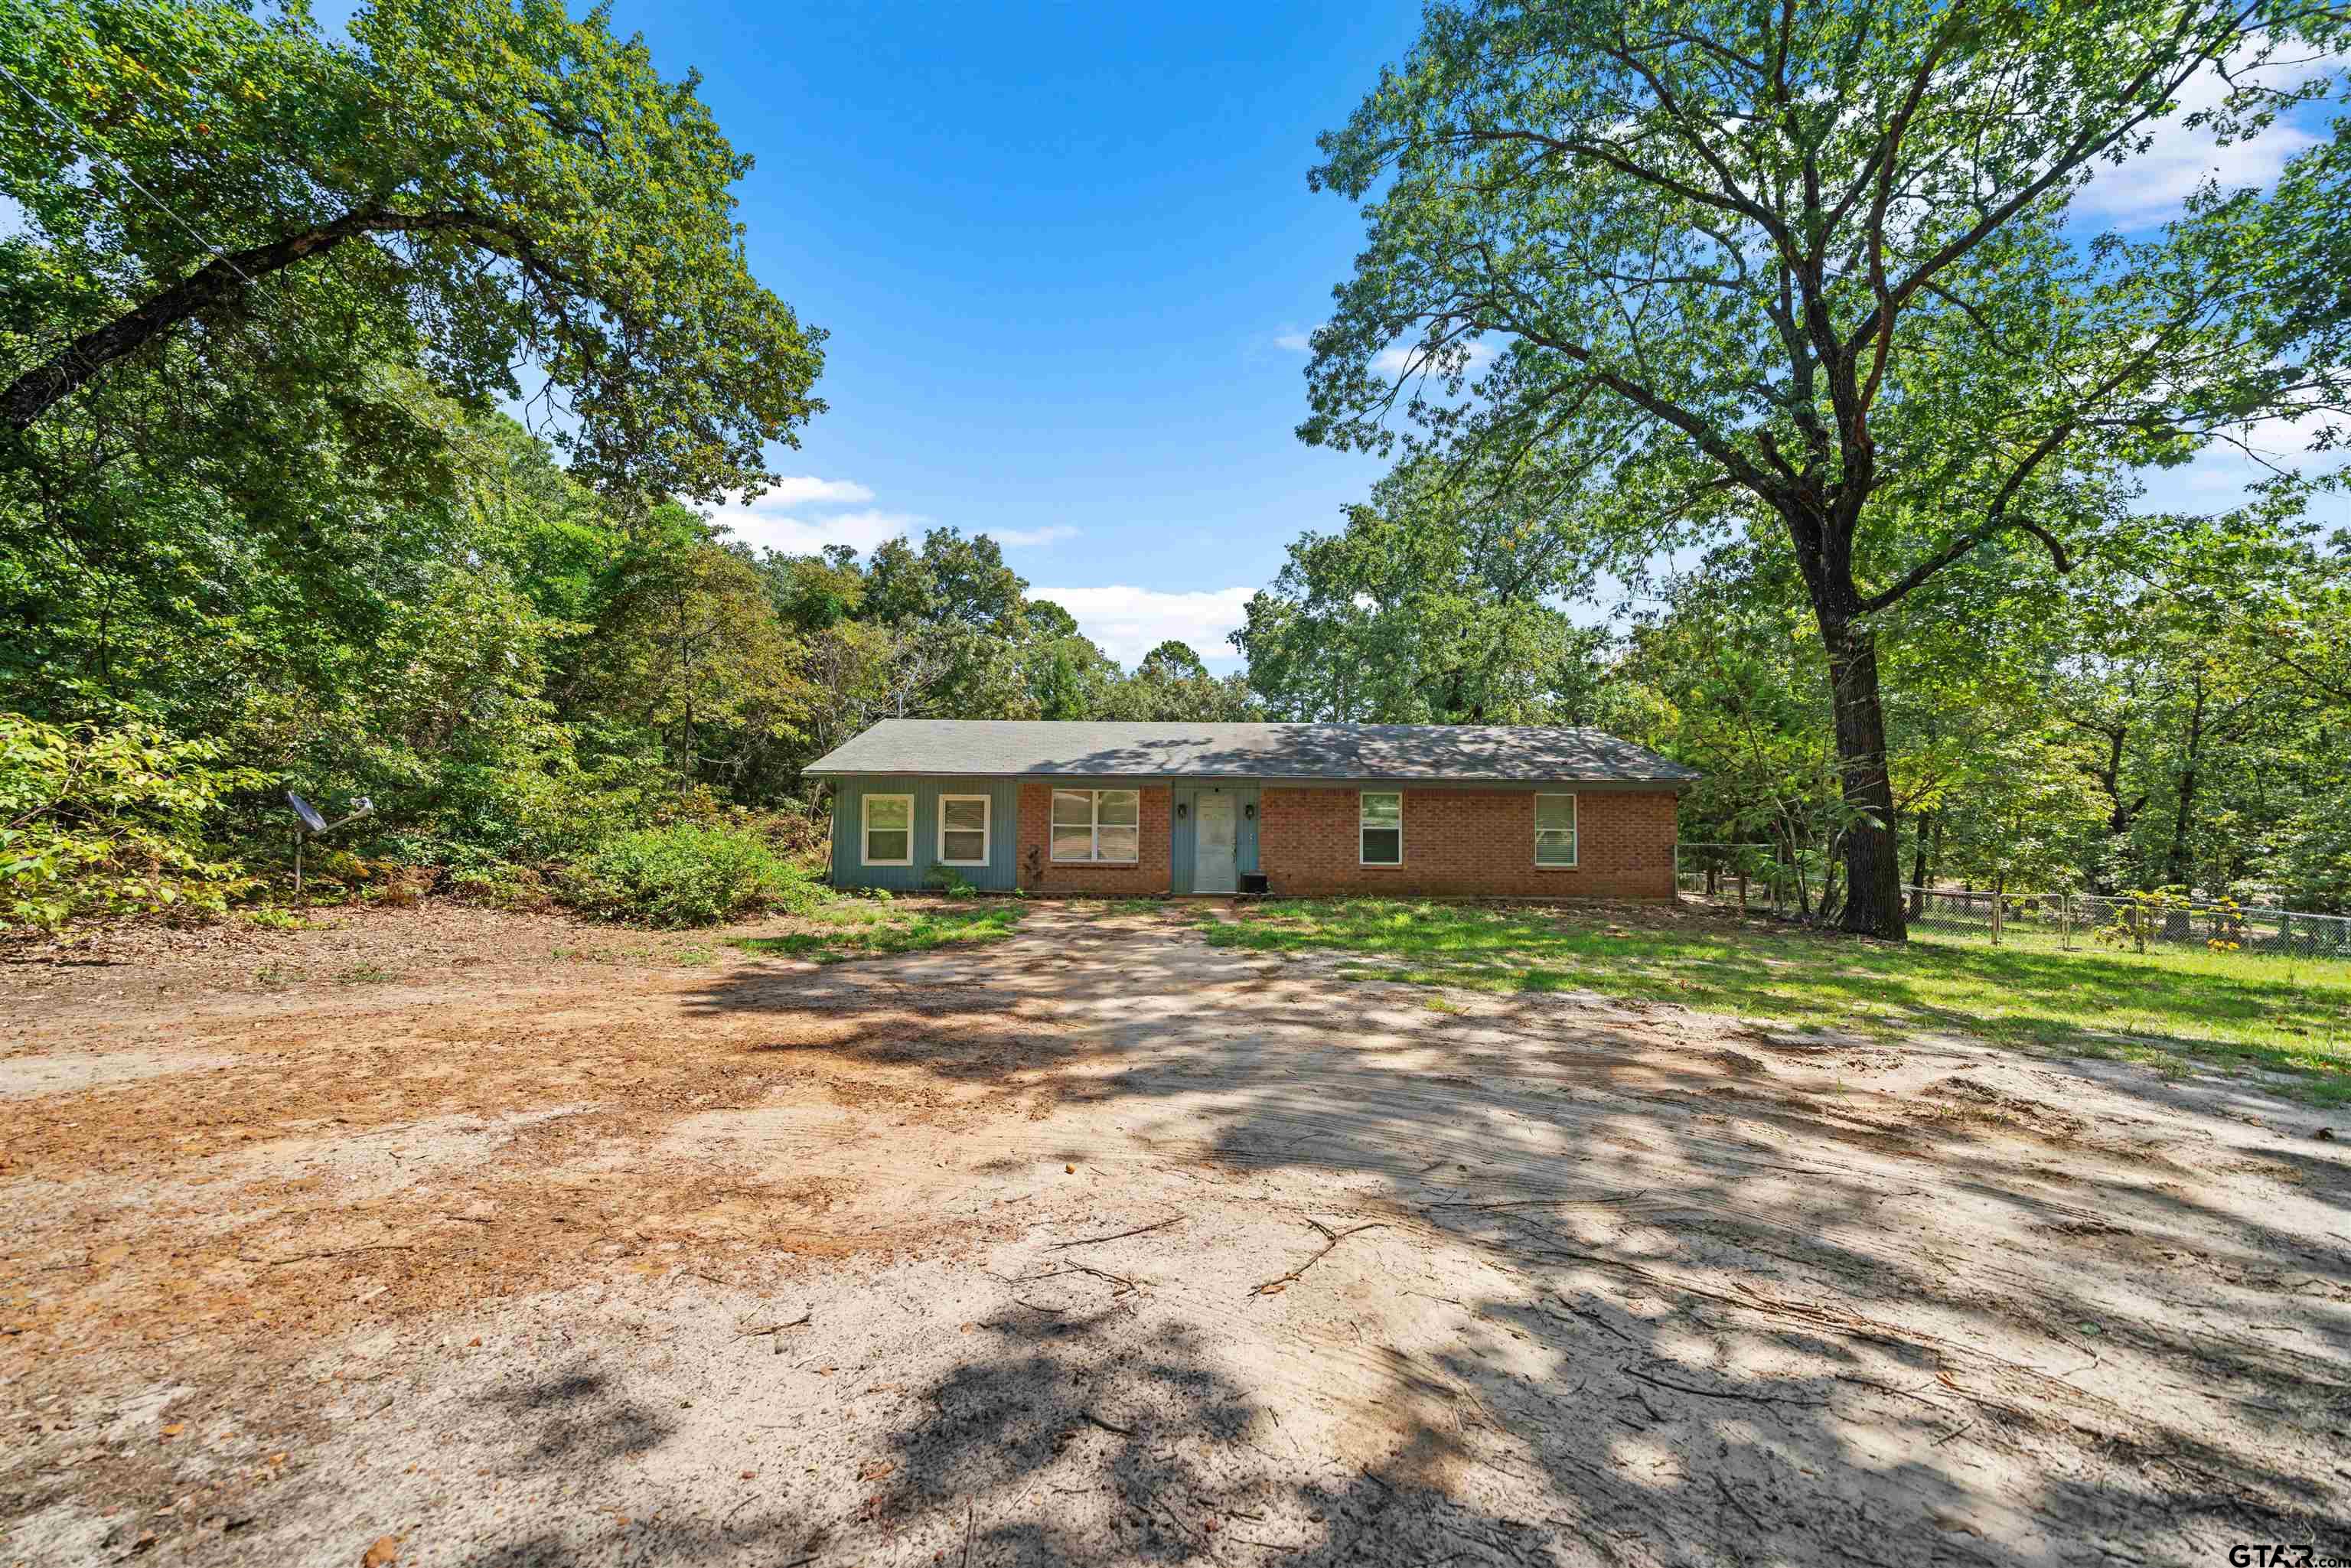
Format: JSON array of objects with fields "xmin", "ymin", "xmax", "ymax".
[
  {"xmin": 1169, "ymin": 784, "xmax": 1259, "ymax": 895},
  {"xmin": 829, "ymin": 775, "xmax": 1021, "ymax": 892}
]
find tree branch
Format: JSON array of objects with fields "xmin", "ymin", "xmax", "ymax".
[{"xmin": 5, "ymin": 207, "xmax": 515, "ymax": 431}]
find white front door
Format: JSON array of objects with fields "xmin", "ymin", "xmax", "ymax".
[{"xmin": 1194, "ymin": 793, "xmax": 1238, "ymax": 893}]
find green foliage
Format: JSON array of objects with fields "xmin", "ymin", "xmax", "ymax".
[
  {"xmin": 921, "ymin": 864, "xmax": 980, "ymax": 898},
  {"xmin": 0, "ymin": 0, "xmax": 824, "ymax": 497},
  {"xmin": 0, "ymin": 713, "xmax": 262, "ymax": 931},
  {"xmin": 1300, "ymin": 0, "xmax": 2349, "ymax": 934},
  {"xmin": 448, "ymin": 864, "xmax": 551, "ymax": 910},
  {"xmin": 1238, "ymin": 457, "xmax": 1620, "ymax": 723},
  {"xmin": 561, "ymin": 821, "xmax": 817, "ymax": 928}
]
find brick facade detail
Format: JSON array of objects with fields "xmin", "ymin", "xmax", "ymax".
[
  {"xmin": 1016, "ymin": 782, "xmax": 1173, "ymax": 895},
  {"xmin": 1257, "ymin": 786, "xmax": 1678, "ymax": 900}
]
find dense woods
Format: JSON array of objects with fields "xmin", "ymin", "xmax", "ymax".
[{"xmin": 2, "ymin": 0, "xmax": 2347, "ymax": 932}]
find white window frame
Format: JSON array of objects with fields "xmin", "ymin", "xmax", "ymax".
[
  {"xmin": 860, "ymin": 791, "xmax": 915, "ymax": 867},
  {"xmin": 1534, "ymin": 791, "xmax": 1579, "ymax": 869},
  {"xmin": 1050, "ymin": 788, "xmax": 1140, "ymax": 864},
  {"xmin": 936, "ymin": 793, "xmax": 992, "ymax": 867},
  {"xmin": 1358, "ymin": 790, "xmax": 1404, "ymax": 867}
]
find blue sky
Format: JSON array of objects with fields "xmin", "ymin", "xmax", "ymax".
[
  {"xmin": 627, "ymin": 1, "xmax": 1422, "ymax": 670},
  {"xmin": 347, "ymin": 3, "xmax": 2346, "ymax": 669}
]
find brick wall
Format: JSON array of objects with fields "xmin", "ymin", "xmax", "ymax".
[
  {"xmin": 1257, "ymin": 786, "xmax": 1678, "ymax": 900},
  {"xmin": 1016, "ymin": 782, "xmax": 1173, "ymax": 895}
]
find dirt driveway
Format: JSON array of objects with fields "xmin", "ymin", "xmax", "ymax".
[{"xmin": 3, "ymin": 901, "xmax": 2347, "ymax": 1566}]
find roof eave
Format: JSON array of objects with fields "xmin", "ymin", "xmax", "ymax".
[{"xmin": 804, "ymin": 767, "xmax": 1700, "ymax": 787}]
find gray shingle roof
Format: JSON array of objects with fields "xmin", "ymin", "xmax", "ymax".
[{"xmin": 804, "ymin": 721, "xmax": 1699, "ymax": 785}]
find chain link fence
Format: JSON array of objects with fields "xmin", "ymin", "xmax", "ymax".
[{"xmin": 1677, "ymin": 845, "xmax": 2351, "ymax": 962}]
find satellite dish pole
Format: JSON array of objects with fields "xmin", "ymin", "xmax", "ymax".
[{"xmin": 286, "ymin": 790, "xmax": 373, "ymax": 900}]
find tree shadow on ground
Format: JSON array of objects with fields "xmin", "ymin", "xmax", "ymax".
[{"xmin": 679, "ymin": 910, "xmax": 2351, "ymax": 1563}]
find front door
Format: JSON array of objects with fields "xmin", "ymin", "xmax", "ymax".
[{"xmin": 1194, "ymin": 792, "xmax": 1238, "ymax": 894}]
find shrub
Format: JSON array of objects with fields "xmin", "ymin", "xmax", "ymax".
[
  {"xmin": 922, "ymin": 864, "xmax": 980, "ymax": 898},
  {"xmin": 562, "ymin": 822, "xmax": 819, "ymax": 927},
  {"xmin": 448, "ymin": 864, "xmax": 549, "ymax": 909},
  {"xmin": 0, "ymin": 714, "xmax": 262, "ymax": 933}
]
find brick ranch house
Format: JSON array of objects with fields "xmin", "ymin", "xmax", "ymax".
[{"xmin": 804, "ymin": 720, "xmax": 1697, "ymax": 899}]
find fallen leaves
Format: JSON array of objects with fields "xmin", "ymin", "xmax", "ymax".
[{"xmin": 360, "ymin": 1534, "xmax": 400, "ymax": 1567}]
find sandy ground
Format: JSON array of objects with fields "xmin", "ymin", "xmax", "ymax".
[{"xmin": 2, "ymin": 898, "xmax": 2348, "ymax": 1567}]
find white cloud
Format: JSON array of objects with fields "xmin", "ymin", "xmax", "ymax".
[
  {"xmin": 1028, "ymin": 584, "xmax": 1257, "ymax": 669},
  {"xmin": 1372, "ymin": 338, "xmax": 1498, "ymax": 377},
  {"xmin": 756, "ymin": 475, "xmax": 876, "ymax": 506},
  {"xmin": 1273, "ymin": 322, "xmax": 1498, "ymax": 377},
  {"xmin": 703, "ymin": 494, "xmax": 926, "ymax": 556},
  {"xmin": 2072, "ymin": 49, "xmax": 2343, "ymax": 229},
  {"xmin": 2134, "ymin": 401, "xmax": 2347, "ymax": 510},
  {"xmin": 992, "ymin": 524, "xmax": 1079, "ymax": 548},
  {"xmin": 703, "ymin": 483, "xmax": 1076, "ymax": 556}
]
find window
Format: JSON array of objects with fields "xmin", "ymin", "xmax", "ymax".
[
  {"xmin": 1359, "ymin": 791, "xmax": 1402, "ymax": 865},
  {"xmin": 1051, "ymin": 788, "xmax": 1139, "ymax": 862},
  {"xmin": 861, "ymin": 792, "xmax": 913, "ymax": 865},
  {"xmin": 937, "ymin": 794, "xmax": 990, "ymax": 865},
  {"xmin": 1535, "ymin": 793, "xmax": 1578, "ymax": 867}
]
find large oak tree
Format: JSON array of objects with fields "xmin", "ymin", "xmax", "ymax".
[
  {"xmin": 0, "ymin": 0, "xmax": 823, "ymax": 502},
  {"xmin": 1299, "ymin": 0, "xmax": 2348, "ymax": 936}
]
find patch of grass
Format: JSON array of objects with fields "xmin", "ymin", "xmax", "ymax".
[
  {"xmin": 1202, "ymin": 898, "xmax": 2351, "ymax": 1104},
  {"xmin": 334, "ymin": 962, "xmax": 395, "ymax": 986},
  {"xmin": 733, "ymin": 904, "xmax": 1025, "ymax": 964},
  {"xmin": 1103, "ymin": 898, "xmax": 1166, "ymax": 914}
]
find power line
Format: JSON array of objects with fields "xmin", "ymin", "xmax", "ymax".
[
  {"xmin": 0, "ymin": 57, "xmax": 256, "ymax": 286},
  {"xmin": 0, "ymin": 48, "xmax": 478, "ymax": 442}
]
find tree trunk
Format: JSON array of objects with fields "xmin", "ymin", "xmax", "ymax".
[
  {"xmin": 1907, "ymin": 813, "xmax": 1932, "ymax": 918},
  {"xmin": 2163, "ymin": 683, "xmax": 2206, "ymax": 890},
  {"xmin": 1820, "ymin": 618, "xmax": 1907, "ymax": 938}
]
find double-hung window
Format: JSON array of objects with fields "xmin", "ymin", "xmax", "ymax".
[
  {"xmin": 1534, "ymin": 792, "xmax": 1578, "ymax": 867},
  {"xmin": 861, "ymin": 793, "xmax": 914, "ymax": 866},
  {"xmin": 1358, "ymin": 791, "xmax": 1403, "ymax": 866},
  {"xmin": 937, "ymin": 794, "xmax": 990, "ymax": 866},
  {"xmin": 1051, "ymin": 789, "xmax": 1139, "ymax": 863}
]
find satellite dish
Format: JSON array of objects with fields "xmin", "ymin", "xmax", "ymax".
[{"xmin": 287, "ymin": 789, "xmax": 328, "ymax": 834}]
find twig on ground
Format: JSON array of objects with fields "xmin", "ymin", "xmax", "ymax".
[
  {"xmin": 1250, "ymin": 1221, "xmax": 1387, "ymax": 1297},
  {"xmin": 1048, "ymin": 1217, "xmax": 1182, "ymax": 1250},
  {"xmin": 1626, "ymin": 1366, "xmax": 1825, "ymax": 1408},
  {"xmin": 1143, "ymin": 1485, "xmax": 1202, "ymax": 1542},
  {"xmin": 1426, "ymin": 1191, "xmax": 1647, "ymax": 1211},
  {"xmin": 735, "ymin": 1312, "xmax": 812, "ymax": 1337},
  {"xmin": 1030, "ymin": 1260, "xmax": 1146, "ymax": 1296},
  {"xmin": 1553, "ymin": 1295, "xmax": 1635, "ymax": 1343},
  {"xmin": 1712, "ymin": 1475, "xmax": 1767, "ymax": 1531},
  {"xmin": 1081, "ymin": 1409, "xmax": 1134, "ymax": 1436},
  {"xmin": 239, "ymin": 1244, "xmax": 416, "ymax": 1266}
]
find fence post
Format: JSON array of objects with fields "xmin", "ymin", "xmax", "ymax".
[
  {"xmin": 1991, "ymin": 890, "xmax": 2003, "ymax": 946},
  {"xmin": 2060, "ymin": 895, "xmax": 2071, "ymax": 951}
]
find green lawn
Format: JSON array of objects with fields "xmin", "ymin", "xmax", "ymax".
[
  {"xmin": 1202, "ymin": 898, "xmax": 2351, "ymax": 1103},
  {"xmin": 733, "ymin": 901, "xmax": 1025, "ymax": 963}
]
